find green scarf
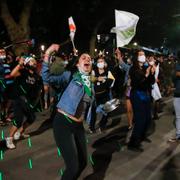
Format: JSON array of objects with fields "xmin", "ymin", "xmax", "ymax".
[{"xmin": 73, "ymin": 72, "xmax": 92, "ymax": 97}]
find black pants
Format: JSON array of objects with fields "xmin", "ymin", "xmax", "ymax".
[
  {"xmin": 13, "ymin": 96, "xmax": 35, "ymax": 128},
  {"xmin": 53, "ymin": 112, "xmax": 87, "ymax": 180}
]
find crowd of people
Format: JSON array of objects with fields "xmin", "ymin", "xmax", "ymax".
[{"xmin": 0, "ymin": 43, "xmax": 179, "ymax": 180}]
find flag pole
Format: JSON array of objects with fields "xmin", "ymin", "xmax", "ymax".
[{"xmin": 71, "ymin": 39, "xmax": 76, "ymax": 50}]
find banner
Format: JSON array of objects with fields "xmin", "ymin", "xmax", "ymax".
[{"xmin": 111, "ymin": 10, "xmax": 139, "ymax": 47}]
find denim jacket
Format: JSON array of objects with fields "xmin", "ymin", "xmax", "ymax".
[{"xmin": 41, "ymin": 62, "xmax": 95, "ymax": 118}]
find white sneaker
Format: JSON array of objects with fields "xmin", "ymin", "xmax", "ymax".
[
  {"xmin": 5, "ymin": 137, "xmax": 16, "ymax": 149},
  {"xmin": 21, "ymin": 133, "xmax": 30, "ymax": 138},
  {"xmin": 14, "ymin": 131, "xmax": 21, "ymax": 140}
]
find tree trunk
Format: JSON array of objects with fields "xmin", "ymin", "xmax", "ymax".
[{"xmin": 0, "ymin": 0, "xmax": 34, "ymax": 56}]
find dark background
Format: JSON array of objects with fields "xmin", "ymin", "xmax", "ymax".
[{"xmin": 0, "ymin": 0, "xmax": 180, "ymax": 52}]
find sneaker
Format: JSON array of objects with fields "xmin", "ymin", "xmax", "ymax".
[
  {"xmin": 168, "ymin": 137, "xmax": 180, "ymax": 143},
  {"xmin": 5, "ymin": 137, "xmax": 15, "ymax": 149},
  {"xmin": 14, "ymin": 131, "xmax": 21, "ymax": 140},
  {"xmin": 21, "ymin": 133, "xmax": 30, "ymax": 138}
]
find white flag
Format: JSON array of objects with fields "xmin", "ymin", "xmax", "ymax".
[
  {"xmin": 68, "ymin": 16, "xmax": 76, "ymax": 49},
  {"xmin": 111, "ymin": 10, "xmax": 139, "ymax": 47}
]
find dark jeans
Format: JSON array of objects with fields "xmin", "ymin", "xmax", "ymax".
[
  {"xmin": 13, "ymin": 96, "xmax": 35, "ymax": 128},
  {"xmin": 53, "ymin": 112, "xmax": 87, "ymax": 180},
  {"xmin": 129, "ymin": 91, "xmax": 152, "ymax": 147}
]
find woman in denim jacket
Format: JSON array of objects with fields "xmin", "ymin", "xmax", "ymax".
[{"xmin": 42, "ymin": 44, "xmax": 94, "ymax": 180}]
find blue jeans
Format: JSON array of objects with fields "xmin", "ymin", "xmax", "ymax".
[
  {"xmin": 129, "ymin": 90, "xmax": 152, "ymax": 146},
  {"xmin": 174, "ymin": 98, "xmax": 180, "ymax": 138}
]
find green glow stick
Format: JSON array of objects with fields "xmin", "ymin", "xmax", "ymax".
[
  {"xmin": 0, "ymin": 172, "xmax": 2, "ymax": 180},
  {"xmin": 28, "ymin": 138, "xmax": 32, "ymax": 148},
  {"xmin": 57, "ymin": 147, "xmax": 61, "ymax": 157},
  {"xmin": 0, "ymin": 150, "xmax": 3, "ymax": 160},
  {"xmin": 20, "ymin": 85, "xmax": 26, "ymax": 94},
  {"xmin": 12, "ymin": 119, "xmax": 17, "ymax": 126},
  {"xmin": 29, "ymin": 104, "xmax": 34, "ymax": 109},
  {"xmin": 0, "ymin": 80, "xmax": 6, "ymax": 88},
  {"xmin": 1, "ymin": 130, "xmax": 4, "ymax": 140},
  {"xmin": 28, "ymin": 158, "xmax": 33, "ymax": 169},
  {"xmin": 36, "ymin": 108, "xmax": 41, "ymax": 112},
  {"xmin": 89, "ymin": 155, "xmax": 94, "ymax": 166},
  {"xmin": 60, "ymin": 168, "xmax": 64, "ymax": 176}
]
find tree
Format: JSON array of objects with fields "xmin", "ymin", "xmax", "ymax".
[{"xmin": 0, "ymin": 0, "xmax": 34, "ymax": 55}]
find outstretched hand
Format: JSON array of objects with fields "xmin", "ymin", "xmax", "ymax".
[
  {"xmin": 44, "ymin": 44, "xmax": 60, "ymax": 63},
  {"xmin": 45, "ymin": 44, "xmax": 60, "ymax": 55}
]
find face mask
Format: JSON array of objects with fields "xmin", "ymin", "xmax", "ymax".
[
  {"xmin": 138, "ymin": 55, "xmax": 146, "ymax": 63},
  {"xmin": 0, "ymin": 55, "xmax": 6, "ymax": 60},
  {"xmin": 149, "ymin": 61, "xmax": 155, "ymax": 66},
  {"xmin": 64, "ymin": 61, "xmax": 68, "ymax": 65},
  {"xmin": 97, "ymin": 62, "xmax": 105, "ymax": 69}
]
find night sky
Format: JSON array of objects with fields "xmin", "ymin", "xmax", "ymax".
[{"xmin": 0, "ymin": 0, "xmax": 180, "ymax": 52}]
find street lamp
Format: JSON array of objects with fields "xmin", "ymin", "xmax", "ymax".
[
  {"xmin": 97, "ymin": 35, "xmax": 101, "ymax": 43},
  {"xmin": 40, "ymin": 45, "xmax": 45, "ymax": 51}
]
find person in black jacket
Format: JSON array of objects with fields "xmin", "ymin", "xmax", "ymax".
[{"xmin": 126, "ymin": 50, "xmax": 155, "ymax": 152}]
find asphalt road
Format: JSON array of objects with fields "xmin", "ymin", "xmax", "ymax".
[{"xmin": 0, "ymin": 96, "xmax": 179, "ymax": 180}]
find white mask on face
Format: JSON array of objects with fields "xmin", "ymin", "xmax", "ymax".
[
  {"xmin": 97, "ymin": 62, "xmax": 105, "ymax": 69},
  {"xmin": 149, "ymin": 61, "xmax": 155, "ymax": 66},
  {"xmin": 64, "ymin": 60, "xmax": 68, "ymax": 65},
  {"xmin": 0, "ymin": 55, "xmax": 6, "ymax": 59},
  {"xmin": 138, "ymin": 55, "xmax": 146, "ymax": 63}
]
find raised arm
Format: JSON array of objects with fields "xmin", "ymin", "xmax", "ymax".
[{"xmin": 41, "ymin": 44, "xmax": 71, "ymax": 86}]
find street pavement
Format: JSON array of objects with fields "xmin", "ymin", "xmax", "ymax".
[{"xmin": 0, "ymin": 96, "xmax": 179, "ymax": 180}]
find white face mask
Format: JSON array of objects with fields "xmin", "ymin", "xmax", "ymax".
[
  {"xmin": 138, "ymin": 55, "xmax": 146, "ymax": 63},
  {"xmin": 97, "ymin": 62, "xmax": 105, "ymax": 69},
  {"xmin": 0, "ymin": 55, "xmax": 6, "ymax": 59},
  {"xmin": 149, "ymin": 61, "xmax": 155, "ymax": 66},
  {"xmin": 64, "ymin": 60, "xmax": 68, "ymax": 65}
]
